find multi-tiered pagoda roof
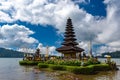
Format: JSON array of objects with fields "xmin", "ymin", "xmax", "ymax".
[{"xmin": 56, "ymin": 18, "xmax": 84, "ymax": 54}]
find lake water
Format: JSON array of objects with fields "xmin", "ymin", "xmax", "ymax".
[
  {"xmin": 0, "ymin": 58, "xmax": 120, "ymax": 80},
  {"xmin": 0, "ymin": 58, "xmax": 57, "ymax": 80}
]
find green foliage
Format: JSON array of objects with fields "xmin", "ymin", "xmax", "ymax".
[
  {"xmin": 101, "ymin": 51, "xmax": 120, "ymax": 58},
  {"xmin": 45, "ymin": 60, "xmax": 55, "ymax": 64},
  {"xmin": 0, "ymin": 48, "xmax": 23, "ymax": 58},
  {"xmin": 83, "ymin": 58, "xmax": 101, "ymax": 66},
  {"xmin": 19, "ymin": 61, "xmax": 40, "ymax": 65},
  {"xmin": 66, "ymin": 66, "xmax": 94, "ymax": 74},
  {"xmin": 45, "ymin": 59, "xmax": 81, "ymax": 66},
  {"xmin": 66, "ymin": 64, "xmax": 111, "ymax": 74},
  {"xmin": 38, "ymin": 63, "xmax": 49, "ymax": 68},
  {"xmin": 37, "ymin": 62, "xmax": 112, "ymax": 74},
  {"xmin": 49, "ymin": 65, "xmax": 66, "ymax": 70},
  {"xmin": 93, "ymin": 64, "xmax": 111, "ymax": 71}
]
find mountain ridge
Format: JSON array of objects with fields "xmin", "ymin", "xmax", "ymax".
[
  {"xmin": 98, "ymin": 51, "xmax": 120, "ymax": 58},
  {"xmin": 0, "ymin": 48, "xmax": 24, "ymax": 58}
]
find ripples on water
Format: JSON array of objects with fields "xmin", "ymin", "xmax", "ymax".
[
  {"xmin": 0, "ymin": 58, "xmax": 120, "ymax": 80},
  {"xmin": 0, "ymin": 58, "xmax": 57, "ymax": 80}
]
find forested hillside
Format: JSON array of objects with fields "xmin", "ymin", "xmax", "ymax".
[
  {"xmin": 100, "ymin": 51, "xmax": 120, "ymax": 58},
  {"xmin": 0, "ymin": 48, "xmax": 24, "ymax": 58}
]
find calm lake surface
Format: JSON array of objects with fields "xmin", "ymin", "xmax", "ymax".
[{"xmin": 0, "ymin": 58, "xmax": 120, "ymax": 80}]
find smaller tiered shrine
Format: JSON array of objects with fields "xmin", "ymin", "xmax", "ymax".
[{"xmin": 34, "ymin": 48, "xmax": 41, "ymax": 61}]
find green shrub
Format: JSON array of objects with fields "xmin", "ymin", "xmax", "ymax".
[
  {"xmin": 66, "ymin": 66, "xmax": 80, "ymax": 74},
  {"xmin": 66, "ymin": 66, "xmax": 94, "ymax": 74},
  {"xmin": 45, "ymin": 60, "xmax": 55, "ymax": 64},
  {"xmin": 19, "ymin": 61, "xmax": 40, "ymax": 65},
  {"xmin": 19, "ymin": 61, "xmax": 26, "ymax": 65},
  {"xmin": 49, "ymin": 65, "xmax": 66, "ymax": 70},
  {"xmin": 66, "ymin": 64, "xmax": 111, "ymax": 74},
  {"xmin": 83, "ymin": 62, "xmax": 91, "ymax": 66},
  {"xmin": 83, "ymin": 58, "xmax": 101, "ymax": 66},
  {"xmin": 80, "ymin": 66, "xmax": 94, "ymax": 74},
  {"xmin": 93, "ymin": 64, "xmax": 111, "ymax": 71},
  {"xmin": 38, "ymin": 63, "xmax": 49, "ymax": 68},
  {"xmin": 45, "ymin": 60, "xmax": 81, "ymax": 66},
  {"xmin": 37, "ymin": 62, "xmax": 111, "ymax": 74}
]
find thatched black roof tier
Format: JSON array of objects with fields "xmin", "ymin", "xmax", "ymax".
[
  {"xmin": 56, "ymin": 18, "xmax": 84, "ymax": 53},
  {"xmin": 62, "ymin": 41, "xmax": 78, "ymax": 46},
  {"xmin": 56, "ymin": 46, "xmax": 84, "ymax": 53},
  {"xmin": 64, "ymin": 37, "xmax": 77, "ymax": 41}
]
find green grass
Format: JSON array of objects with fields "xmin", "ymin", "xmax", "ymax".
[
  {"xmin": 93, "ymin": 64, "xmax": 111, "ymax": 71},
  {"xmin": 38, "ymin": 63, "xmax": 49, "ymax": 68},
  {"xmin": 45, "ymin": 60, "xmax": 81, "ymax": 66},
  {"xmin": 49, "ymin": 65, "xmax": 66, "ymax": 70},
  {"xmin": 37, "ymin": 63, "xmax": 111, "ymax": 74},
  {"xmin": 66, "ymin": 66, "xmax": 94, "ymax": 74},
  {"xmin": 19, "ymin": 60, "xmax": 113, "ymax": 74},
  {"xmin": 19, "ymin": 60, "xmax": 42, "ymax": 65}
]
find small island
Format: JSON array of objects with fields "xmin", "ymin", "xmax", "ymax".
[{"xmin": 19, "ymin": 18, "xmax": 118, "ymax": 74}]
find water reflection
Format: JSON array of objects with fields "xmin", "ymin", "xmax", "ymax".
[
  {"xmin": 20, "ymin": 65, "xmax": 57, "ymax": 80},
  {"xmin": 0, "ymin": 58, "xmax": 57, "ymax": 80},
  {"xmin": 55, "ymin": 70, "xmax": 120, "ymax": 80},
  {"xmin": 0, "ymin": 58, "xmax": 120, "ymax": 80}
]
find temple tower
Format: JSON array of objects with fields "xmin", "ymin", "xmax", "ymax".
[
  {"xmin": 56, "ymin": 18, "xmax": 84, "ymax": 59},
  {"xmin": 34, "ymin": 48, "xmax": 41, "ymax": 61}
]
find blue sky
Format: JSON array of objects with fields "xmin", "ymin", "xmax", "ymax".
[
  {"xmin": 0, "ymin": 0, "xmax": 120, "ymax": 55},
  {"xmin": 79, "ymin": 0, "xmax": 106, "ymax": 17}
]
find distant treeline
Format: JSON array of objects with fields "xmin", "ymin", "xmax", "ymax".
[
  {"xmin": 0, "ymin": 48, "xmax": 24, "ymax": 58},
  {"xmin": 99, "ymin": 51, "xmax": 120, "ymax": 58},
  {"xmin": 0, "ymin": 47, "xmax": 120, "ymax": 58}
]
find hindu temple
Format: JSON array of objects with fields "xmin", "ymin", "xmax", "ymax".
[{"xmin": 56, "ymin": 18, "xmax": 84, "ymax": 59}]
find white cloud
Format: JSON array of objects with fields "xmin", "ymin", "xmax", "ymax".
[
  {"xmin": 97, "ymin": 46, "xmax": 120, "ymax": 54},
  {"xmin": 0, "ymin": 0, "xmax": 87, "ymax": 32},
  {"xmin": 93, "ymin": 0, "xmax": 120, "ymax": 53},
  {"xmin": 0, "ymin": 0, "xmax": 120, "ymax": 53},
  {"xmin": 18, "ymin": 43, "xmax": 59, "ymax": 56},
  {"xmin": 0, "ymin": 11, "xmax": 14, "ymax": 22},
  {"xmin": 17, "ymin": 48, "xmax": 35, "ymax": 53},
  {"xmin": 37, "ymin": 43, "xmax": 57, "ymax": 55},
  {"xmin": 0, "ymin": 24, "xmax": 38, "ymax": 48},
  {"xmin": 73, "ymin": 0, "xmax": 90, "ymax": 4},
  {"xmin": 78, "ymin": 41, "xmax": 88, "ymax": 52}
]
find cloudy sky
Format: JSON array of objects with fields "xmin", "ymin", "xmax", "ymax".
[{"xmin": 0, "ymin": 0, "xmax": 120, "ymax": 55}]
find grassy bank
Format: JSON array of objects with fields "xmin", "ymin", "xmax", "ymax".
[
  {"xmin": 19, "ymin": 60, "xmax": 42, "ymax": 65},
  {"xmin": 19, "ymin": 59, "xmax": 116, "ymax": 74},
  {"xmin": 38, "ymin": 63, "xmax": 111, "ymax": 74}
]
